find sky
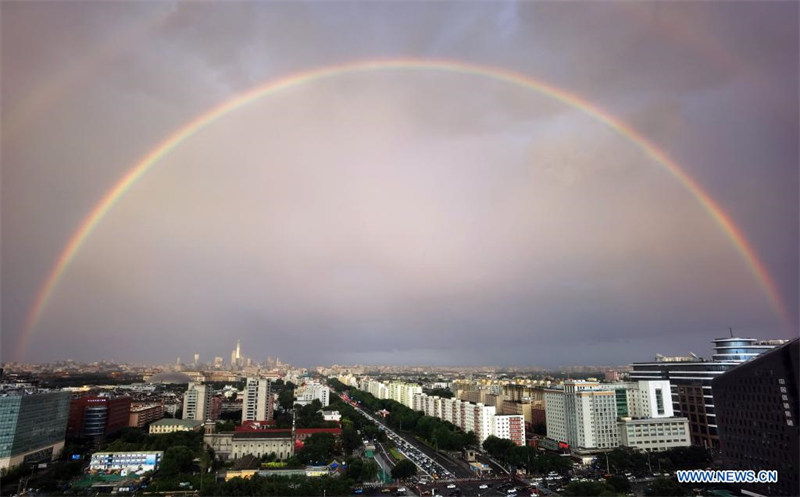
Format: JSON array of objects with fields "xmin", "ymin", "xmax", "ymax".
[{"xmin": 1, "ymin": 1, "xmax": 798, "ymax": 368}]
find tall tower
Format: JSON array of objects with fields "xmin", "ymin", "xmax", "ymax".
[
  {"xmin": 193, "ymin": 353, "xmax": 199, "ymax": 366},
  {"xmin": 236, "ymin": 340, "xmax": 241, "ymax": 361}
]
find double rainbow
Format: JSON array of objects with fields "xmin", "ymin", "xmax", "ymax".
[{"xmin": 16, "ymin": 58, "xmax": 792, "ymax": 360}]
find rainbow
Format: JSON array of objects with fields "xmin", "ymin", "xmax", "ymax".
[{"xmin": 16, "ymin": 58, "xmax": 793, "ymax": 360}]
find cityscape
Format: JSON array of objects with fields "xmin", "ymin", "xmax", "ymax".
[{"xmin": 1, "ymin": 2, "xmax": 798, "ymax": 497}]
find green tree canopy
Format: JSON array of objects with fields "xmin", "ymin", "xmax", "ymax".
[
  {"xmin": 296, "ymin": 433, "xmax": 337, "ymax": 465},
  {"xmin": 391, "ymin": 459, "xmax": 417, "ymax": 480}
]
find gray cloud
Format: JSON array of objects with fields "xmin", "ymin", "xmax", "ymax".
[{"xmin": 2, "ymin": 1, "xmax": 797, "ymax": 367}]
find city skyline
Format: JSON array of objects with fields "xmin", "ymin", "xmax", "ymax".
[{"xmin": 2, "ymin": 2, "xmax": 798, "ymax": 367}]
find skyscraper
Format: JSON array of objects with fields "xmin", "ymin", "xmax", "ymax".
[
  {"xmin": 630, "ymin": 336, "xmax": 787, "ymax": 449},
  {"xmin": 712, "ymin": 339, "xmax": 798, "ymax": 496},
  {"xmin": 242, "ymin": 378, "xmax": 273, "ymax": 422}
]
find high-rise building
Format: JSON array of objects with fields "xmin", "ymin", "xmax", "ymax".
[
  {"xmin": 242, "ymin": 378, "xmax": 273, "ymax": 422},
  {"xmin": 545, "ymin": 380, "xmax": 685, "ymax": 451},
  {"xmin": 630, "ymin": 337, "xmax": 787, "ymax": 449},
  {"xmin": 712, "ymin": 339, "xmax": 798, "ymax": 497},
  {"xmin": 183, "ymin": 383, "xmax": 213, "ymax": 421},
  {"xmin": 67, "ymin": 395, "xmax": 132, "ymax": 438},
  {"xmin": 0, "ymin": 390, "xmax": 70, "ymax": 471}
]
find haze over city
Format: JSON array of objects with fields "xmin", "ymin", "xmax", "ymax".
[{"xmin": 2, "ymin": 1, "xmax": 798, "ymax": 367}]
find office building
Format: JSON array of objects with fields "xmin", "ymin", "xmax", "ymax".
[
  {"xmin": 712, "ymin": 339, "xmax": 798, "ymax": 496},
  {"xmin": 183, "ymin": 383, "xmax": 213, "ymax": 421},
  {"xmin": 0, "ymin": 390, "xmax": 70, "ymax": 471},
  {"xmin": 618, "ymin": 417, "xmax": 690, "ymax": 452},
  {"xmin": 631, "ymin": 336, "xmax": 787, "ymax": 449},
  {"xmin": 67, "ymin": 395, "xmax": 132, "ymax": 438},
  {"xmin": 544, "ymin": 380, "xmax": 679, "ymax": 451},
  {"xmin": 242, "ymin": 378, "xmax": 273, "ymax": 422}
]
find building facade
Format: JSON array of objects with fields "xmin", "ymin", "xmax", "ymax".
[
  {"xmin": 242, "ymin": 378, "xmax": 273, "ymax": 422},
  {"xmin": 128, "ymin": 403, "xmax": 164, "ymax": 428},
  {"xmin": 545, "ymin": 380, "xmax": 681, "ymax": 451},
  {"xmin": 183, "ymin": 383, "xmax": 213, "ymax": 421},
  {"xmin": 0, "ymin": 390, "xmax": 70, "ymax": 471},
  {"xmin": 492, "ymin": 415, "xmax": 526, "ymax": 446},
  {"xmin": 618, "ymin": 417, "xmax": 690, "ymax": 452},
  {"xmin": 630, "ymin": 337, "xmax": 787, "ymax": 449},
  {"xmin": 148, "ymin": 419, "xmax": 203, "ymax": 434},
  {"xmin": 295, "ymin": 382, "xmax": 329, "ymax": 408},
  {"xmin": 68, "ymin": 395, "xmax": 132, "ymax": 438},
  {"xmin": 712, "ymin": 339, "xmax": 798, "ymax": 497}
]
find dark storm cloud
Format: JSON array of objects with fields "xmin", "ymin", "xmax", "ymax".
[{"xmin": 1, "ymin": 1, "xmax": 797, "ymax": 367}]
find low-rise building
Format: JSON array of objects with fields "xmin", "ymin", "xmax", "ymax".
[
  {"xmin": 618, "ymin": 417, "xmax": 690, "ymax": 452},
  {"xmin": 295, "ymin": 382, "xmax": 329, "ymax": 407},
  {"xmin": 148, "ymin": 418, "xmax": 203, "ymax": 434},
  {"xmin": 89, "ymin": 451, "xmax": 163, "ymax": 473},
  {"xmin": 321, "ymin": 410, "xmax": 341, "ymax": 422},
  {"xmin": 231, "ymin": 431, "xmax": 293, "ymax": 460}
]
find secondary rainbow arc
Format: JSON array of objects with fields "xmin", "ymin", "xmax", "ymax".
[{"xmin": 16, "ymin": 58, "xmax": 793, "ymax": 360}]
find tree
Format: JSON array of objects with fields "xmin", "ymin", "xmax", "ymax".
[
  {"xmin": 361, "ymin": 460, "xmax": 380, "ymax": 482},
  {"xmin": 607, "ymin": 475, "xmax": 631, "ymax": 493},
  {"xmin": 342, "ymin": 426, "xmax": 361, "ymax": 456},
  {"xmin": 346, "ymin": 458, "xmax": 363, "ymax": 481},
  {"xmin": 562, "ymin": 481, "xmax": 609, "ymax": 497},
  {"xmin": 391, "ymin": 459, "xmax": 417, "ymax": 480},
  {"xmin": 482, "ymin": 435, "xmax": 516, "ymax": 461},
  {"xmin": 296, "ymin": 433, "xmax": 336, "ymax": 465},
  {"xmin": 645, "ymin": 477, "xmax": 690, "ymax": 496},
  {"xmin": 278, "ymin": 388, "xmax": 295, "ymax": 411},
  {"xmin": 160, "ymin": 445, "xmax": 196, "ymax": 476}
]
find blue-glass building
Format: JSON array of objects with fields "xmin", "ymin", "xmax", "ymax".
[{"xmin": 0, "ymin": 390, "xmax": 70, "ymax": 472}]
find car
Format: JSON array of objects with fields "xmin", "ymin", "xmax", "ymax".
[
  {"xmin": 479, "ymin": 484, "xmax": 489, "ymax": 489},
  {"xmin": 447, "ymin": 483, "xmax": 457, "ymax": 489}
]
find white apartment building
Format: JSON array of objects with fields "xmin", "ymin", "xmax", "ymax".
[
  {"xmin": 492, "ymin": 415, "xmax": 526, "ymax": 446},
  {"xmin": 242, "ymin": 378, "xmax": 273, "ymax": 422},
  {"xmin": 619, "ymin": 417, "xmax": 690, "ymax": 452},
  {"xmin": 295, "ymin": 381, "xmax": 330, "ymax": 407},
  {"xmin": 361, "ymin": 379, "xmax": 389, "ymax": 400},
  {"xmin": 183, "ymin": 383, "xmax": 213, "ymax": 421},
  {"xmin": 387, "ymin": 382, "xmax": 423, "ymax": 408}
]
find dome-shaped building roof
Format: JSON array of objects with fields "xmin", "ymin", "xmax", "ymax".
[{"xmin": 148, "ymin": 371, "xmax": 193, "ymax": 384}]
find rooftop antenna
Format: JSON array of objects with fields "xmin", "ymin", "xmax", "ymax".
[{"xmin": 730, "ymin": 327, "xmax": 734, "ymax": 338}]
